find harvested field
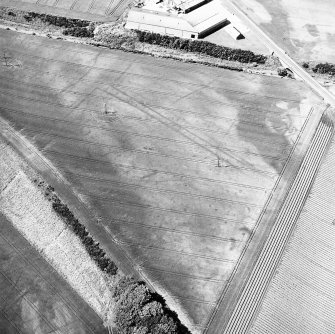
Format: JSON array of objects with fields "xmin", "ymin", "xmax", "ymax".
[
  {"xmin": 0, "ymin": 29, "xmax": 324, "ymax": 332},
  {"xmin": 232, "ymin": 0, "xmax": 335, "ymax": 63},
  {"xmin": 0, "ymin": 172, "xmax": 112, "ymax": 315},
  {"xmin": 250, "ymin": 119, "xmax": 335, "ymax": 334},
  {"xmin": 0, "ymin": 146, "xmax": 108, "ymax": 334},
  {"xmin": 0, "ymin": 214, "xmax": 108, "ymax": 334},
  {"xmin": 0, "ymin": 140, "xmax": 113, "ymax": 333},
  {"xmin": 0, "ymin": 0, "xmax": 132, "ymax": 21}
]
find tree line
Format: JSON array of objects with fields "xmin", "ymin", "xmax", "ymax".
[{"xmin": 42, "ymin": 183, "xmax": 189, "ymax": 334}]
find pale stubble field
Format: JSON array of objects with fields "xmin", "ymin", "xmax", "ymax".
[{"xmin": 0, "ymin": 141, "xmax": 108, "ymax": 334}]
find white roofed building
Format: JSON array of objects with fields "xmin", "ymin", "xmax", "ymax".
[
  {"xmin": 126, "ymin": 8, "xmax": 199, "ymax": 39},
  {"xmin": 225, "ymin": 24, "xmax": 243, "ymax": 40},
  {"xmin": 125, "ymin": 0, "xmax": 228, "ymax": 39}
]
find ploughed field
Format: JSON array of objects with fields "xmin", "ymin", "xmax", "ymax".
[
  {"xmin": 250, "ymin": 131, "xmax": 335, "ymax": 334},
  {"xmin": 0, "ymin": 0, "xmax": 131, "ymax": 20},
  {"xmin": 233, "ymin": 0, "xmax": 335, "ymax": 63},
  {"xmin": 0, "ymin": 214, "xmax": 107, "ymax": 334},
  {"xmin": 0, "ymin": 29, "xmax": 321, "ymax": 331}
]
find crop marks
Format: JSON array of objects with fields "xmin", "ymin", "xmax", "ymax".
[{"xmin": 0, "ymin": 29, "xmax": 323, "ymax": 332}]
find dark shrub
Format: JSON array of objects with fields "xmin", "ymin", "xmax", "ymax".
[
  {"xmin": 83, "ymin": 235, "xmax": 94, "ymax": 246},
  {"xmin": 105, "ymin": 261, "xmax": 118, "ymax": 275},
  {"xmin": 23, "ymin": 11, "xmax": 91, "ymax": 28},
  {"xmin": 313, "ymin": 62, "xmax": 335, "ymax": 75},
  {"xmin": 111, "ymin": 277, "xmax": 182, "ymax": 334},
  {"xmin": 48, "ymin": 187, "xmax": 189, "ymax": 333},
  {"xmin": 277, "ymin": 67, "xmax": 288, "ymax": 77},
  {"xmin": 86, "ymin": 243, "xmax": 104, "ymax": 258},
  {"xmin": 135, "ymin": 30, "xmax": 266, "ymax": 64},
  {"xmin": 63, "ymin": 27, "xmax": 94, "ymax": 38},
  {"xmin": 23, "ymin": 14, "xmax": 33, "ymax": 21}
]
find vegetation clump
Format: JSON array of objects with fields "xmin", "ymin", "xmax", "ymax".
[
  {"xmin": 277, "ymin": 67, "xmax": 288, "ymax": 77},
  {"xmin": 37, "ymin": 181, "xmax": 189, "ymax": 333},
  {"xmin": 23, "ymin": 11, "xmax": 91, "ymax": 28},
  {"xmin": 48, "ymin": 190, "xmax": 118, "ymax": 275},
  {"xmin": 112, "ymin": 277, "xmax": 188, "ymax": 333},
  {"xmin": 312, "ymin": 62, "xmax": 335, "ymax": 76},
  {"xmin": 22, "ymin": 10, "xmax": 95, "ymax": 37},
  {"xmin": 63, "ymin": 26, "xmax": 94, "ymax": 38},
  {"xmin": 135, "ymin": 30, "xmax": 267, "ymax": 64}
]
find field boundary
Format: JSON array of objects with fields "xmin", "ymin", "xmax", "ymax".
[
  {"xmin": 204, "ymin": 104, "xmax": 325, "ymax": 333},
  {"xmin": 222, "ymin": 112, "xmax": 334, "ymax": 333},
  {"xmin": 0, "ymin": 116, "xmax": 140, "ymax": 279},
  {"xmin": 0, "ymin": 114, "xmax": 195, "ymax": 333}
]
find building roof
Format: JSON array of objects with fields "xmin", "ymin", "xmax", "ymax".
[
  {"xmin": 175, "ymin": 0, "xmax": 207, "ymax": 10},
  {"xmin": 225, "ymin": 24, "xmax": 242, "ymax": 39},
  {"xmin": 183, "ymin": 0, "xmax": 227, "ymax": 32},
  {"xmin": 126, "ymin": 0, "xmax": 229, "ymax": 35},
  {"xmin": 127, "ymin": 8, "xmax": 196, "ymax": 32}
]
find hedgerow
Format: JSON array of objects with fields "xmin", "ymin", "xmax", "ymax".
[
  {"xmin": 23, "ymin": 11, "xmax": 90, "ymax": 28},
  {"xmin": 50, "ymin": 196, "xmax": 118, "ymax": 275},
  {"xmin": 135, "ymin": 30, "xmax": 267, "ymax": 64},
  {"xmin": 38, "ymin": 181, "xmax": 189, "ymax": 333},
  {"xmin": 63, "ymin": 26, "xmax": 94, "ymax": 38},
  {"xmin": 112, "ymin": 277, "xmax": 188, "ymax": 334}
]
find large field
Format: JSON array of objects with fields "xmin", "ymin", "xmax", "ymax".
[
  {"xmin": 232, "ymin": 0, "xmax": 335, "ymax": 63},
  {"xmin": 0, "ymin": 29, "xmax": 324, "ymax": 332},
  {"xmin": 250, "ymin": 129, "xmax": 335, "ymax": 334}
]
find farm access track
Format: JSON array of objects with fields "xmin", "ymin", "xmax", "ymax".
[{"xmin": 221, "ymin": 113, "xmax": 334, "ymax": 333}]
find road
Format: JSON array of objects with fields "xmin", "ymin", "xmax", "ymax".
[{"xmin": 226, "ymin": 0, "xmax": 335, "ymax": 107}]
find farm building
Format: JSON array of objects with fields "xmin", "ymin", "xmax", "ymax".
[
  {"xmin": 125, "ymin": 0, "xmax": 228, "ymax": 39},
  {"xmin": 126, "ymin": 8, "xmax": 199, "ymax": 38},
  {"xmin": 225, "ymin": 23, "xmax": 243, "ymax": 40},
  {"xmin": 174, "ymin": 0, "xmax": 210, "ymax": 13}
]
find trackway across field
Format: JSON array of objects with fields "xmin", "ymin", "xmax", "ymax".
[{"xmin": 0, "ymin": 29, "xmax": 323, "ymax": 332}]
